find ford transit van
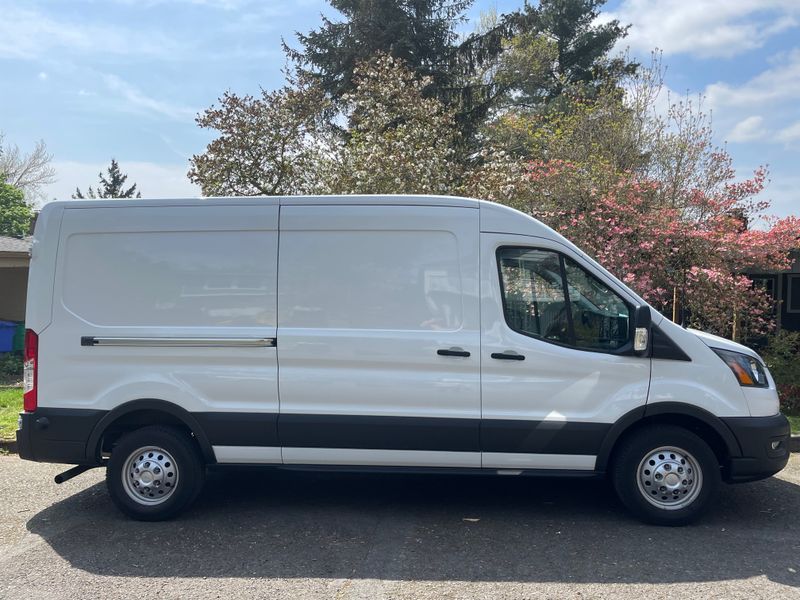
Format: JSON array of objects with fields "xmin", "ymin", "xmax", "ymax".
[{"xmin": 16, "ymin": 195, "xmax": 790, "ymax": 524}]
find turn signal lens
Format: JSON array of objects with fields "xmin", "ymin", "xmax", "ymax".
[
  {"xmin": 23, "ymin": 329, "xmax": 38, "ymax": 412},
  {"xmin": 712, "ymin": 348, "xmax": 768, "ymax": 388},
  {"xmin": 634, "ymin": 327, "xmax": 649, "ymax": 352}
]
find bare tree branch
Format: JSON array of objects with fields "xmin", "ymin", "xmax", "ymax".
[{"xmin": 0, "ymin": 134, "xmax": 57, "ymax": 202}]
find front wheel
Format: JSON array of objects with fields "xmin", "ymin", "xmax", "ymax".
[
  {"xmin": 611, "ymin": 424, "xmax": 720, "ymax": 526},
  {"xmin": 107, "ymin": 425, "xmax": 205, "ymax": 521}
]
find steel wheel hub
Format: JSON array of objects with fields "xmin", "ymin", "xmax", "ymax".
[
  {"xmin": 636, "ymin": 446, "xmax": 702, "ymax": 510},
  {"xmin": 122, "ymin": 446, "xmax": 179, "ymax": 506}
]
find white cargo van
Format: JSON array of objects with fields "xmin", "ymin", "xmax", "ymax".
[{"xmin": 17, "ymin": 195, "xmax": 789, "ymax": 524}]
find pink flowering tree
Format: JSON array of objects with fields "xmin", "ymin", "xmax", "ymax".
[
  {"xmin": 467, "ymin": 61, "xmax": 800, "ymax": 340},
  {"xmin": 520, "ymin": 159, "xmax": 799, "ymax": 339}
]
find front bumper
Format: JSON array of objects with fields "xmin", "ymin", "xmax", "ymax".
[{"xmin": 721, "ymin": 413, "xmax": 790, "ymax": 483}]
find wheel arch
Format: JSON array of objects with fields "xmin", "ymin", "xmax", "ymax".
[
  {"xmin": 86, "ymin": 399, "xmax": 216, "ymax": 464},
  {"xmin": 596, "ymin": 402, "xmax": 742, "ymax": 472}
]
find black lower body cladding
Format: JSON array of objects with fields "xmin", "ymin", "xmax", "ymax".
[
  {"xmin": 18, "ymin": 409, "xmax": 611, "ymax": 464},
  {"xmin": 722, "ymin": 413, "xmax": 790, "ymax": 482},
  {"xmin": 17, "ymin": 409, "xmax": 106, "ymax": 465},
  {"xmin": 16, "ymin": 406, "xmax": 793, "ymax": 483}
]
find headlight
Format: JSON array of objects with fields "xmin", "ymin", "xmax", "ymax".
[{"xmin": 712, "ymin": 348, "xmax": 769, "ymax": 388}]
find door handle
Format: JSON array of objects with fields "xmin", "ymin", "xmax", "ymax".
[
  {"xmin": 437, "ymin": 347, "xmax": 471, "ymax": 357},
  {"xmin": 491, "ymin": 351, "xmax": 525, "ymax": 361}
]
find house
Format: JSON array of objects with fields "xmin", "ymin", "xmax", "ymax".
[
  {"xmin": 750, "ymin": 249, "xmax": 800, "ymax": 332},
  {"xmin": 0, "ymin": 236, "xmax": 31, "ymax": 322}
]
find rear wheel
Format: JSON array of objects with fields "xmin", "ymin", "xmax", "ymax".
[
  {"xmin": 107, "ymin": 425, "xmax": 205, "ymax": 521},
  {"xmin": 611, "ymin": 424, "xmax": 720, "ymax": 525}
]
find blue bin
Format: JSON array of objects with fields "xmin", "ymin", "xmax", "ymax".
[{"xmin": 0, "ymin": 320, "xmax": 16, "ymax": 353}]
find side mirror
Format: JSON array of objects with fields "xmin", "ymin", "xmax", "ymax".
[{"xmin": 632, "ymin": 305, "xmax": 651, "ymax": 356}]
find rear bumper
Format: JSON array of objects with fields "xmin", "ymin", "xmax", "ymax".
[
  {"xmin": 16, "ymin": 409, "xmax": 105, "ymax": 465},
  {"xmin": 722, "ymin": 413, "xmax": 790, "ymax": 483}
]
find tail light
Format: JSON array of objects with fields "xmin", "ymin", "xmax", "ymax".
[{"xmin": 23, "ymin": 329, "xmax": 38, "ymax": 412}]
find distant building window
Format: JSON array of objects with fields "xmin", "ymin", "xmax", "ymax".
[{"xmin": 789, "ymin": 275, "xmax": 800, "ymax": 313}]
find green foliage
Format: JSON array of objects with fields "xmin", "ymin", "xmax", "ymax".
[
  {"xmin": 73, "ymin": 159, "xmax": 141, "ymax": 199},
  {"xmin": 318, "ymin": 54, "xmax": 462, "ymax": 194},
  {"xmin": 0, "ymin": 386, "xmax": 22, "ymax": 441},
  {"xmin": 287, "ymin": 0, "xmax": 633, "ymax": 140},
  {"xmin": 0, "ymin": 182, "xmax": 33, "ymax": 237},
  {"xmin": 485, "ymin": 85, "xmax": 647, "ymax": 171},
  {"xmin": 0, "ymin": 353, "xmax": 22, "ymax": 386},
  {"xmin": 760, "ymin": 331, "xmax": 800, "ymax": 414},
  {"xmin": 491, "ymin": 33, "xmax": 558, "ymax": 111},
  {"xmin": 189, "ymin": 77, "xmax": 329, "ymax": 196},
  {"xmin": 536, "ymin": 0, "xmax": 636, "ymax": 98},
  {"xmin": 288, "ymin": 0, "xmax": 473, "ymax": 100}
]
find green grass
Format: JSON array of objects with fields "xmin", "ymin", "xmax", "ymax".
[
  {"xmin": 0, "ymin": 387, "xmax": 22, "ymax": 441},
  {"xmin": 786, "ymin": 414, "xmax": 800, "ymax": 436}
]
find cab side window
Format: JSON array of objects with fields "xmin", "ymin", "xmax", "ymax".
[
  {"xmin": 497, "ymin": 247, "xmax": 631, "ymax": 352},
  {"xmin": 563, "ymin": 257, "xmax": 630, "ymax": 350},
  {"xmin": 498, "ymin": 249, "xmax": 571, "ymax": 344}
]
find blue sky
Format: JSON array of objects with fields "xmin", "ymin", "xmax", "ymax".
[{"xmin": 1, "ymin": 0, "xmax": 798, "ymax": 217}]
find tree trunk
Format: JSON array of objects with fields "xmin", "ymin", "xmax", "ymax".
[{"xmin": 672, "ymin": 286, "xmax": 679, "ymax": 322}]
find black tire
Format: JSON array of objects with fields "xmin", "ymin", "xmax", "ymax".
[
  {"xmin": 106, "ymin": 425, "xmax": 205, "ymax": 521},
  {"xmin": 611, "ymin": 424, "xmax": 720, "ymax": 526}
]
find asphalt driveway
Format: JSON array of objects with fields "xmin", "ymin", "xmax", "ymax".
[{"xmin": 1, "ymin": 454, "xmax": 799, "ymax": 599}]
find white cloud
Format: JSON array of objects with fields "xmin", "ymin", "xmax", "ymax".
[
  {"xmin": 777, "ymin": 121, "xmax": 800, "ymax": 143},
  {"xmin": 602, "ymin": 0, "xmax": 799, "ymax": 58},
  {"xmin": 102, "ymin": 74, "xmax": 198, "ymax": 122},
  {"xmin": 0, "ymin": 5, "xmax": 184, "ymax": 60},
  {"xmin": 699, "ymin": 50, "xmax": 800, "ymax": 149},
  {"xmin": 37, "ymin": 71, "xmax": 48, "ymax": 81},
  {"xmin": 705, "ymin": 49, "xmax": 800, "ymax": 109},
  {"xmin": 727, "ymin": 116, "xmax": 767, "ymax": 142},
  {"xmin": 44, "ymin": 160, "xmax": 200, "ymax": 204}
]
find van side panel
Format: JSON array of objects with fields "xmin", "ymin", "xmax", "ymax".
[
  {"xmin": 39, "ymin": 204, "xmax": 280, "ymax": 461},
  {"xmin": 277, "ymin": 204, "xmax": 481, "ymax": 467}
]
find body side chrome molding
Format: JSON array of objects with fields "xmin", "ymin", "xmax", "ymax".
[{"xmin": 80, "ymin": 336, "xmax": 276, "ymax": 348}]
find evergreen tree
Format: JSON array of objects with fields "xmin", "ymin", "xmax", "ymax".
[
  {"xmin": 73, "ymin": 159, "xmax": 141, "ymax": 199},
  {"xmin": 537, "ymin": 0, "xmax": 636, "ymax": 99},
  {"xmin": 286, "ymin": 0, "xmax": 473, "ymax": 101},
  {"xmin": 287, "ymin": 0, "xmax": 633, "ymax": 138}
]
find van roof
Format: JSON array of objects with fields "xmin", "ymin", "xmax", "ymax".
[{"xmin": 52, "ymin": 194, "xmax": 480, "ymax": 210}]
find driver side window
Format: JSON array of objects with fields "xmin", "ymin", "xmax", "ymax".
[
  {"xmin": 498, "ymin": 248, "xmax": 571, "ymax": 344},
  {"xmin": 497, "ymin": 247, "xmax": 631, "ymax": 352}
]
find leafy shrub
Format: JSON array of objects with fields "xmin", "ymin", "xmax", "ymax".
[
  {"xmin": 0, "ymin": 352, "xmax": 22, "ymax": 386},
  {"xmin": 760, "ymin": 331, "xmax": 800, "ymax": 414}
]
